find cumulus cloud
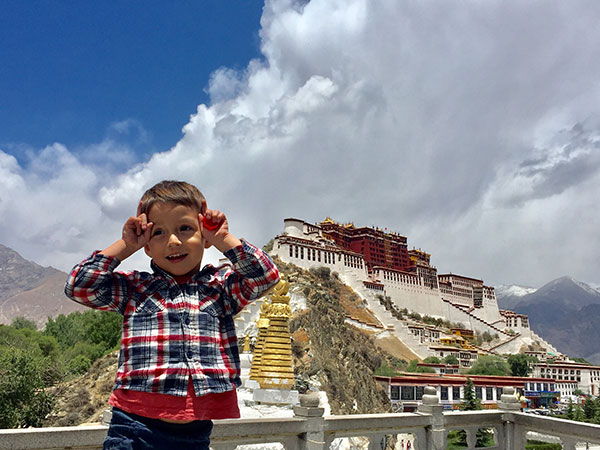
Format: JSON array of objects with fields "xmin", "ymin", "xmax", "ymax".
[{"xmin": 2, "ymin": 0, "xmax": 600, "ymax": 287}]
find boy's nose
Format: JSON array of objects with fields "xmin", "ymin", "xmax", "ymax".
[{"xmin": 168, "ymin": 233, "xmax": 182, "ymax": 245}]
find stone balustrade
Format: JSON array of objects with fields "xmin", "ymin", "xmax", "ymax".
[{"xmin": 1, "ymin": 387, "xmax": 599, "ymax": 450}]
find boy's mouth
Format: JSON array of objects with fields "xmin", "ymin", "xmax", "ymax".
[{"xmin": 166, "ymin": 253, "xmax": 187, "ymax": 263}]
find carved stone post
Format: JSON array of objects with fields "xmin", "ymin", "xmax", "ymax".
[
  {"xmin": 417, "ymin": 386, "xmax": 446, "ymax": 450},
  {"xmin": 498, "ymin": 386, "xmax": 523, "ymax": 450},
  {"xmin": 294, "ymin": 393, "xmax": 326, "ymax": 450}
]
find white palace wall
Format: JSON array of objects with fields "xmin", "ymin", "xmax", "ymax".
[
  {"xmin": 373, "ymin": 268, "xmax": 447, "ymax": 318},
  {"xmin": 271, "ymin": 231, "xmax": 508, "ymax": 338}
]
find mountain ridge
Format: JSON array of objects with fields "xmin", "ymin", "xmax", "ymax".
[
  {"xmin": 496, "ymin": 276, "xmax": 600, "ymax": 363},
  {"xmin": 0, "ymin": 243, "xmax": 85, "ymax": 327}
]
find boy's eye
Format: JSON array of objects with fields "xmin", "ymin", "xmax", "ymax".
[
  {"xmin": 180, "ymin": 225, "xmax": 193, "ymax": 232},
  {"xmin": 152, "ymin": 229, "xmax": 164, "ymax": 237}
]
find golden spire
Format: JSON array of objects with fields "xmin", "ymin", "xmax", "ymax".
[{"xmin": 255, "ymin": 276, "xmax": 295, "ymax": 389}]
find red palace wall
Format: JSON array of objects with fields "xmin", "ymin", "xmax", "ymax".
[{"xmin": 319, "ymin": 221, "xmax": 411, "ymax": 272}]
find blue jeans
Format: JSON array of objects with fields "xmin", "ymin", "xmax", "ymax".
[{"xmin": 104, "ymin": 408, "xmax": 213, "ymax": 450}]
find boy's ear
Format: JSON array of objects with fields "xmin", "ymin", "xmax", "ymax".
[
  {"xmin": 204, "ymin": 241, "xmax": 212, "ymax": 249},
  {"xmin": 144, "ymin": 244, "xmax": 152, "ymax": 257}
]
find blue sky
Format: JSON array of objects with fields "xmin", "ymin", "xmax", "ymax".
[
  {"xmin": 1, "ymin": 1, "xmax": 263, "ymax": 160},
  {"xmin": 1, "ymin": 0, "xmax": 600, "ymax": 288}
]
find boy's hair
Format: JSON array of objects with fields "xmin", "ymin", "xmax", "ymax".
[{"xmin": 138, "ymin": 180, "xmax": 206, "ymax": 216}]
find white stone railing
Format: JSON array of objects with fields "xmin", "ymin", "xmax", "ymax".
[{"xmin": 2, "ymin": 387, "xmax": 600, "ymax": 450}]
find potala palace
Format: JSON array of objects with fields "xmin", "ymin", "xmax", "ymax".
[{"xmin": 269, "ymin": 217, "xmax": 558, "ymax": 362}]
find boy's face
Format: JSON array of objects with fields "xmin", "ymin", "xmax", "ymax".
[{"xmin": 144, "ymin": 202, "xmax": 207, "ymax": 277}]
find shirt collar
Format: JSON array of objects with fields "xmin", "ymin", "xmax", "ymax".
[{"xmin": 150, "ymin": 260, "xmax": 216, "ymax": 285}]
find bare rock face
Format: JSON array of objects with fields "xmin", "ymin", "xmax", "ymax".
[
  {"xmin": 0, "ymin": 243, "xmax": 85, "ymax": 326},
  {"xmin": 0, "ymin": 243, "xmax": 57, "ymax": 302}
]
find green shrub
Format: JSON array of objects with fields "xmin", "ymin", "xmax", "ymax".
[{"xmin": 66, "ymin": 354, "xmax": 92, "ymax": 375}]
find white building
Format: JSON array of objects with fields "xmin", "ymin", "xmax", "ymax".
[{"xmin": 534, "ymin": 361, "xmax": 600, "ymax": 396}]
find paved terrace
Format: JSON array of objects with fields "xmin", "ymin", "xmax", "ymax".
[{"xmin": 1, "ymin": 387, "xmax": 599, "ymax": 450}]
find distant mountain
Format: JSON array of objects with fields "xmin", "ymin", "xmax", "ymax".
[
  {"xmin": 0, "ymin": 243, "xmax": 85, "ymax": 327},
  {"xmin": 495, "ymin": 284, "xmax": 537, "ymax": 310},
  {"xmin": 498, "ymin": 276, "xmax": 600, "ymax": 364}
]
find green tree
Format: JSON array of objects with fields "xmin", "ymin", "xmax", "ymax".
[
  {"xmin": 574, "ymin": 403, "xmax": 585, "ymax": 422},
  {"xmin": 83, "ymin": 310, "xmax": 122, "ymax": 350},
  {"xmin": 405, "ymin": 359, "xmax": 436, "ymax": 373},
  {"xmin": 423, "ymin": 356, "xmax": 441, "ymax": 364},
  {"xmin": 0, "ymin": 348, "xmax": 54, "ymax": 428},
  {"xmin": 468, "ymin": 355, "xmax": 511, "ymax": 376},
  {"xmin": 508, "ymin": 353, "xmax": 534, "ymax": 377},
  {"xmin": 583, "ymin": 396, "xmax": 598, "ymax": 421},
  {"xmin": 443, "ymin": 354, "xmax": 459, "ymax": 365},
  {"xmin": 481, "ymin": 331, "xmax": 493, "ymax": 342},
  {"xmin": 44, "ymin": 313, "xmax": 85, "ymax": 350},
  {"xmin": 11, "ymin": 316, "xmax": 37, "ymax": 330},
  {"xmin": 406, "ymin": 359, "xmax": 419, "ymax": 372},
  {"xmin": 460, "ymin": 377, "xmax": 482, "ymax": 411},
  {"xmin": 44, "ymin": 310, "xmax": 121, "ymax": 356},
  {"xmin": 374, "ymin": 362, "xmax": 399, "ymax": 377},
  {"xmin": 566, "ymin": 398, "xmax": 575, "ymax": 420}
]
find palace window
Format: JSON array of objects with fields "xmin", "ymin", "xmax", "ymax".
[
  {"xmin": 476, "ymin": 387, "xmax": 483, "ymax": 399},
  {"xmin": 440, "ymin": 386, "xmax": 448, "ymax": 401},
  {"xmin": 401, "ymin": 386, "xmax": 415, "ymax": 401},
  {"xmin": 453, "ymin": 386, "xmax": 461, "ymax": 400},
  {"xmin": 390, "ymin": 386, "xmax": 400, "ymax": 400},
  {"xmin": 416, "ymin": 386, "xmax": 425, "ymax": 400},
  {"xmin": 486, "ymin": 387, "xmax": 493, "ymax": 400}
]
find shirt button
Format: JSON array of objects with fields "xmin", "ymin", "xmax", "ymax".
[
  {"xmin": 187, "ymin": 351, "xmax": 193, "ymax": 359},
  {"xmin": 185, "ymin": 318, "xmax": 191, "ymax": 325}
]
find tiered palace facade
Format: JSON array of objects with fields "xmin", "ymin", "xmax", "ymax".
[{"xmin": 271, "ymin": 218, "xmax": 556, "ymax": 356}]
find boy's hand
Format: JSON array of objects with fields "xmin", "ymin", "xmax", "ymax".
[
  {"xmin": 100, "ymin": 204, "xmax": 153, "ymax": 261},
  {"xmin": 122, "ymin": 213, "xmax": 153, "ymax": 252},
  {"xmin": 200, "ymin": 209, "xmax": 242, "ymax": 253}
]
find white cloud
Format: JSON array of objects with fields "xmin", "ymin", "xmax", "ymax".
[{"xmin": 2, "ymin": 0, "xmax": 600, "ymax": 288}]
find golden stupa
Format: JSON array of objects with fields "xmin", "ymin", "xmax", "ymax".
[{"xmin": 254, "ymin": 277, "xmax": 295, "ymax": 389}]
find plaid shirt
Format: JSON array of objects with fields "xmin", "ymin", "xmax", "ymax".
[{"xmin": 64, "ymin": 240, "xmax": 279, "ymax": 397}]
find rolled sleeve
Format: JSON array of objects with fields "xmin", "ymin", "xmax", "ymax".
[
  {"xmin": 222, "ymin": 240, "xmax": 280, "ymax": 314},
  {"xmin": 64, "ymin": 251, "xmax": 132, "ymax": 314}
]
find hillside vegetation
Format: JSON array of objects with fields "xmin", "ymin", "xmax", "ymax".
[{"xmin": 0, "ymin": 311, "xmax": 121, "ymax": 428}]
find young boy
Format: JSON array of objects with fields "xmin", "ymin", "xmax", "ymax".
[{"xmin": 65, "ymin": 180, "xmax": 280, "ymax": 450}]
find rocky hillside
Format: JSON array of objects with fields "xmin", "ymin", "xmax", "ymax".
[
  {"xmin": 0, "ymin": 243, "xmax": 85, "ymax": 326},
  {"xmin": 45, "ymin": 352, "xmax": 118, "ymax": 426},
  {"xmin": 280, "ymin": 258, "xmax": 391, "ymax": 414}
]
